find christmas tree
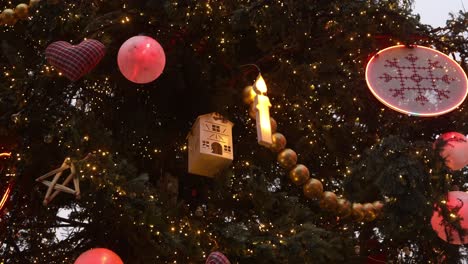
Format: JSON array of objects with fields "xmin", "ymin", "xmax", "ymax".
[{"xmin": 0, "ymin": 0, "xmax": 467, "ymax": 263}]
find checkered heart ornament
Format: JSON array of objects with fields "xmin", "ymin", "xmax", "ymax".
[{"xmin": 45, "ymin": 39, "xmax": 106, "ymax": 81}]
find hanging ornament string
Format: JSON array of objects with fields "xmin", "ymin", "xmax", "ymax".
[
  {"xmin": 243, "ymin": 74, "xmax": 384, "ymax": 222},
  {"xmin": 0, "ymin": 0, "xmax": 46, "ymax": 26}
]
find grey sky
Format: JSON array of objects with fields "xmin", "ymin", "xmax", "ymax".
[{"xmin": 413, "ymin": 0, "xmax": 467, "ymax": 27}]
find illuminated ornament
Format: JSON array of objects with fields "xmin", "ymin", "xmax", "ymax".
[
  {"xmin": 117, "ymin": 36, "xmax": 166, "ymax": 84},
  {"xmin": 434, "ymin": 132, "xmax": 468, "ymax": 171},
  {"xmin": 206, "ymin": 251, "xmax": 231, "ymax": 264},
  {"xmin": 187, "ymin": 113, "xmax": 234, "ymax": 177},
  {"xmin": 365, "ymin": 45, "xmax": 468, "ymax": 116},
  {"xmin": 252, "ymin": 74, "xmax": 273, "ymax": 147},
  {"xmin": 74, "ymin": 248, "xmax": 123, "ymax": 264},
  {"xmin": 431, "ymin": 191, "xmax": 468, "ymax": 245},
  {"xmin": 45, "ymin": 39, "xmax": 106, "ymax": 81}
]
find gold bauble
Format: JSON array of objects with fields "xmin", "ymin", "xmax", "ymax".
[
  {"xmin": 270, "ymin": 117, "xmax": 277, "ymax": 133},
  {"xmin": 372, "ymin": 200, "xmax": 384, "ymax": 213},
  {"xmin": 319, "ymin": 191, "xmax": 338, "ymax": 212},
  {"xmin": 270, "ymin": 133, "xmax": 287, "ymax": 152},
  {"xmin": 15, "ymin": 4, "xmax": 29, "ymax": 19},
  {"xmin": 29, "ymin": 0, "xmax": 41, "ymax": 8},
  {"xmin": 303, "ymin": 178, "xmax": 323, "ymax": 199},
  {"xmin": 1, "ymin": 9, "xmax": 16, "ymax": 25},
  {"xmin": 277, "ymin": 148, "xmax": 297, "ymax": 169},
  {"xmin": 242, "ymin": 85, "xmax": 255, "ymax": 105},
  {"xmin": 351, "ymin": 203, "xmax": 365, "ymax": 222},
  {"xmin": 337, "ymin": 198, "xmax": 352, "ymax": 218},
  {"xmin": 289, "ymin": 164, "xmax": 310, "ymax": 186},
  {"xmin": 363, "ymin": 203, "xmax": 376, "ymax": 222},
  {"xmin": 248, "ymin": 104, "xmax": 256, "ymax": 119}
]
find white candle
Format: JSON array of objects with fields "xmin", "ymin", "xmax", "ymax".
[{"xmin": 255, "ymin": 94, "xmax": 272, "ymax": 147}]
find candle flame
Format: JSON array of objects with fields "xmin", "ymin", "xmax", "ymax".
[{"xmin": 254, "ymin": 74, "xmax": 267, "ymax": 94}]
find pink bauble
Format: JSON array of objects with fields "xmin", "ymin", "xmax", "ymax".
[
  {"xmin": 434, "ymin": 132, "xmax": 468, "ymax": 170},
  {"xmin": 206, "ymin": 251, "xmax": 231, "ymax": 264},
  {"xmin": 117, "ymin": 36, "xmax": 166, "ymax": 84},
  {"xmin": 431, "ymin": 191, "xmax": 468, "ymax": 245},
  {"xmin": 74, "ymin": 248, "xmax": 123, "ymax": 264}
]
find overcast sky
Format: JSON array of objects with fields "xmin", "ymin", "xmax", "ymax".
[{"xmin": 412, "ymin": 0, "xmax": 467, "ymax": 27}]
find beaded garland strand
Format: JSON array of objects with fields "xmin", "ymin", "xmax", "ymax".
[
  {"xmin": 0, "ymin": 0, "xmax": 56, "ymax": 26},
  {"xmin": 244, "ymin": 85, "xmax": 384, "ymax": 222}
]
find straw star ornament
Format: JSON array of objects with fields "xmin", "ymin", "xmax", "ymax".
[{"xmin": 36, "ymin": 155, "xmax": 90, "ymax": 205}]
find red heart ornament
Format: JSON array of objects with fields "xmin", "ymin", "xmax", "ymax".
[{"xmin": 45, "ymin": 39, "xmax": 105, "ymax": 81}]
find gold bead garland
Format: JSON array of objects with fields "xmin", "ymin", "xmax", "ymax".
[
  {"xmin": 244, "ymin": 85, "xmax": 384, "ymax": 222},
  {"xmin": 270, "ymin": 117, "xmax": 277, "ymax": 133},
  {"xmin": 270, "ymin": 133, "xmax": 287, "ymax": 153},
  {"xmin": 15, "ymin": 4, "xmax": 29, "ymax": 19},
  {"xmin": 243, "ymin": 86, "xmax": 255, "ymax": 105},
  {"xmin": 320, "ymin": 191, "xmax": 339, "ymax": 212},
  {"xmin": 277, "ymin": 148, "xmax": 298, "ymax": 169},
  {"xmin": 289, "ymin": 164, "xmax": 310, "ymax": 186},
  {"xmin": 29, "ymin": 0, "xmax": 41, "ymax": 7},
  {"xmin": 0, "ymin": 0, "xmax": 53, "ymax": 26},
  {"xmin": 363, "ymin": 203, "xmax": 377, "ymax": 221},
  {"xmin": 337, "ymin": 198, "xmax": 352, "ymax": 218},
  {"xmin": 1, "ymin": 9, "xmax": 16, "ymax": 25},
  {"xmin": 303, "ymin": 178, "xmax": 324, "ymax": 199},
  {"xmin": 351, "ymin": 203, "xmax": 365, "ymax": 221}
]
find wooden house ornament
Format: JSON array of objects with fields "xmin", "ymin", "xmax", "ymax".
[{"xmin": 188, "ymin": 113, "xmax": 234, "ymax": 177}]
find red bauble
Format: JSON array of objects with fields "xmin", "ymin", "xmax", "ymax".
[
  {"xmin": 45, "ymin": 39, "xmax": 105, "ymax": 81},
  {"xmin": 434, "ymin": 132, "xmax": 468, "ymax": 171},
  {"xmin": 431, "ymin": 191, "xmax": 468, "ymax": 245},
  {"xmin": 74, "ymin": 248, "xmax": 123, "ymax": 264},
  {"xmin": 117, "ymin": 36, "xmax": 166, "ymax": 84}
]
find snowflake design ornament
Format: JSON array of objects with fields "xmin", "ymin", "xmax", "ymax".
[{"xmin": 365, "ymin": 45, "xmax": 468, "ymax": 116}]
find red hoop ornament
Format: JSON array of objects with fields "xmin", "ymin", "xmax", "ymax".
[
  {"xmin": 0, "ymin": 152, "xmax": 13, "ymax": 214},
  {"xmin": 0, "ymin": 182, "xmax": 12, "ymax": 214},
  {"xmin": 365, "ymin": 45, "xmax": 468, "ymax": 117}
]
